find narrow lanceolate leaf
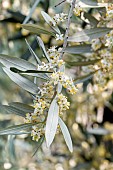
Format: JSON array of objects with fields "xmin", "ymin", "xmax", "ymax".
[
  {"xmin": 36, "ymin": 36, "xmax": 51, "ymax": 62},
  {"xmin": 59, "ymin": 117, "xmax": 73, "ymax": 152},
  {"xmin": 0, "ymin": 123, "xmax": 34, "ymax": 135},
  {"xmin": 0, "ymin": 54, "xmax": 36, "ymax": 71},
  {"xmin": 9, "ymin": 102, "xmax": 34, "ymax": 113},
  {"xmin": 80, "ymin": 0, "xmax": 98, "ymax": 6},
  {"xmin": 64, "ymin": 45, "xmax": 92, "ymax": 54},
  {"xmin": 87, "ymin": 127, "xmax": 109, "ymax": 135},
  {"xmin": 80, "ymin": 0, "xmax": 107, "ymax": 8},
  {"xmin": 66, "ymin": 59, "xmax": 100, "ymax": 66},
  {"xmin": 25, "ymin": 39, "xmax": 41, "ymax": 64},
  {"xmin": 84, "ymin": 12, "xmax": 99, "ymax": 27},
  {"xmin": 10, "ymin": 67, "xmax": 53, "ymax": 73},
  {"xmin": 16, "ymin": 72, "xmax": 49, "ymax": 80},
  {"xmin": 41, "ymin": 11, "xmax": 61, "ymax": 34},
  {"xmin": 0, "ymin": 105, "xmax": 26, "ymax": 117},
  {"xmin": 22, "ymin": 24, "xmax": 55, "ymax": 36},
  {"xmin": 68, "ymin": 27, "xmax": 112, "ymax": 42},
  {"xmin": 32, "ymin": 135, "xmax": 45, "ymax": 157},
  {"xmin": 3, "ymin": 67, "xmax": 39, "ymax": 94},
  {"xmin": 23, "ymin": 0, "xmax": 40, "ymax": 24},
  {"xmin": 74, "ymin": 71, "xmax": 96, "ymax": 85},
  {"xmin": 45, "ymin": 97, "xmax": 59, "ymax": 147}
]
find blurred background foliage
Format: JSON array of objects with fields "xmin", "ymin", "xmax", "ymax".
[{"xmin": 1, "ymin": 0, "xmax": 113, "ymax": 170}]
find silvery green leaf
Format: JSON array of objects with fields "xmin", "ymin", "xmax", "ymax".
[
  {"xmin": 0, "ymin": 123, "xmax": 34, "ymax": 135},
  {"xmin": 80, "ymin": 0, "xmax": 107, "ymax": 8},
  {"xmin": 19, "ymin": 72, "xmax": 49, "ymax": 80},
  {"xmin": 66, "ymin": 59, "xmax": 100, "ymax": 66},
  {"xmin": 25, "ymin": 39, "xmax": 41, "ymax": 64},
  {"xmin": 64, "ymin": 45, "xmax": 92, "ymax": 54},
  {"xmin": 36, "ymin": 36, "xmax": 51, "ymax": 62},
  {"xmin": 10, "ymin": 67, "xmax": 53, "ymax": 73},
  {"xmin": 0, "ymin": 54, "xmax": 36, "ymax": 71},
  {"xmin": 59, "ymin": 117, "xmax": 73, "ymax": 152},
  {"xmin": 83, "ymin": 12, "xmax": 99, "ymax": 27},
  {"xmin": 80, "ymin": 0, "xmax": 98, "ymax": 6},
  {"xmin": 7, "ymin": 135, "xmax": 16, "ymax": 163},
  {"xmin": 0, "ymin": 105, "xmax": 26, "ymax": 117},
  {"xmin": 22, "ymin": 24, "xmax": 55, "ymax": 36},
  {"xmin": 74, "ymin": 71, "xmax": 96, "ymax": 85},
  {"xmin": 45, "ymin": 97, "xmax": 59, "ymax": 147},
  {"xmin": 3, "ymin": 67, "xmax": 39, "ymax": 94},
  {"xmin": 41, "ymin": 11, "xmax": 61, "ymax": 34},
  {"xmin": 87, "ymin": 127, "xmax": 109, "ymax": 135},
  {"xmin": 57, "ymin": 82, "xmax": 62, "ymax": 93},
  {"xmin": 68, "ymin": 27, "xmax": 112, "ymax": 42},
  {"xmin": 23, "ymin": 0, "xmax": 40, "ymax": 24},
  {"xmin": 9, "ymin": 102, "xmax": 34, "ymax": 113},
  {"xmin": 32, "ymin": 135, "xmax": 45, "ymax": 157}
]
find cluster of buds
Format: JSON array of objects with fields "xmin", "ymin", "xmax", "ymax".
[
  {"xmin": 57, "ymin": 94, "xmax": 70, "ymax": 116},
  {"xmin": 105, "ymin": 30, "xmax": 113, "ymax": 49},
  {"xmin": 53, "ymin": 13, "xmax": 68, "ymax": 24},
  {"xmin": 73, "ymin": 4, "xmax": 83, "ymax": 16},
  {"xmin": 51, "ymin": 72, "xmax": 78, "ymax": 94},
  {"xmin": 31, "ymin": 125, "xmax": 44, "ymax": 142}
]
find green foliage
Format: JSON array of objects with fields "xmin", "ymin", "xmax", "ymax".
[
  {"xmin": 68, "ymin": 27, "xmax": 112, "ymax": 42},
  {"xmin": 45, "ymin": 97, "xmax": 59, "ymax": 147},
  {"xmin": 0, "ymin": 0, "xmax": 113, "ymax": 169},
  {"xmin": 22, "ymin": 24, "xmax": 56, "ymax": 36},
  {"xmin": 59, "ymin": 117, "xmax": 73, "ymax": 152}
]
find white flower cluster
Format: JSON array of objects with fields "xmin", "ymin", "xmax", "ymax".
[
  {"xmin": 73, "ymin": 3, "xmax": 83, "ymax": 16},
  {"xmin": 37, "ymin": 47, "xmax": 65, "ymax": 70},
  {"xmin": 55, "ymin": 34, "xmax": 64, "ymax": 41},
  {"xmin": 105, "ymin": 30, "xmax": 113, "ymax": 49},
  {"xmin": 57, "ymin": 94, "xmax": 70, "ymax": 116},
  {"xmin": 51, "ymin": 72, "xmax": 78, "ymax": 94},
  {"xmin": 31, "ymin": 125, "xmax": 44, "ymax": 141},
  {"xmin": 91, "ymin": 39, "xmax": 102, "ymax": 51},
  {"xmin": 53, "ymin": 13, "xmax": 67, "ymax": 24}
]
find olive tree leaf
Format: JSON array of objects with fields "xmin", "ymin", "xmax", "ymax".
[
  {"xmin": 66, "ymin": 59, "xmax": 100, "ymax": 66},
  {"xmin": 74, "ymin": 71, "xmax": 96, "ymax": 84},
  {"xmin": 83, "ymin": 12, "xmax": 99, "ymax": 27},
  {"xmin": 0, "ymin": 54, "xmax": 36, "ymax": 71},
  {"xmin": 10, "ymin": 67, "xmax": 53, "ymax": 73},
  {"xmin": 68, "ymin": 27, "xmax": 112, "ymax": 42},
  {"xmin": 57, "ymin": 82, "xmax": 62, "ymax": 93},
  {"xmin": 25, "ymin": 39, "xmax": 41, "ymax": 64},
  {"xmin": 0, "ymin": 123, "xmax": 34, "ymax": 135},
  {"xmin": 3, "ymin": 67, "xmax": 39, "ymax": 94},
  {"xmin": 23, "ymin": 0, "xmax": 40, "ymax": 24},
  {"xmin": 22, "ymin": 24, "xmax": 55, "ymax": 36},
  {"xmin": 58, "ymin": 117, "xmax": 73, "ymax": 152},
  {"xmin": 80, "ymin": 0, "xmax": 107, "ymax": 8},
  {"xmin": 45, "ymin": 97, "xmax": 59, "ymax": 147},
  {"xmin": 41, "ymin": 11, "xmax": 61, "ymax": 35},
  {"xmin": 64, "ymin": 45, "xmax": 92, "ymax": 54},
  {"xmin": 36, "ymin": 36, "xmax": 51, "ymax": 62},
  {"xmin": 0, "ymin": 105, "xmax": 26, "ymax": 117},
  {"xmin": 80, "ymin": 0, "xmax": 98, "ymax": 6},
  {"xmin": 87, "ymin": 127, "xmax": 109, "ymax": 135},
  {"xmin": 32, "ymin": 135, "xmax": 45, "ymax": 157},
  {"xmin": 9, "ymin": 102, "xmax": 34, "ymax": 113},
  {"xmin": 7, "ymin": 135, "xmax": 16, "ymax": 163}
]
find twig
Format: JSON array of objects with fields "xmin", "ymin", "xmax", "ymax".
[{"xmin": 60, "ymin": 0, "xmax": 76, "ymax": 59}]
